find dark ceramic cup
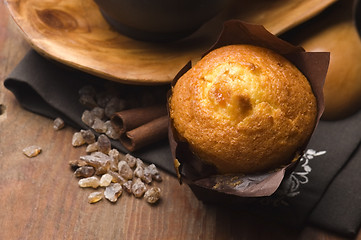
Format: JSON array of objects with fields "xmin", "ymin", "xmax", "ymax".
[{"xmin": 94, "ymin": 0, "xmax": 228, "ymax": 42}]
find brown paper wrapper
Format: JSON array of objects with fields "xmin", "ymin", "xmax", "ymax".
[{"xmin": 168, "ymin": 20, "xmax": 329, "ymax": 201}]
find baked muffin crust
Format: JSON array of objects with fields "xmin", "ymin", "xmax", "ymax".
[{"xmin": 170, "ymin": 44, "xmax": 317, "ymax": 174}]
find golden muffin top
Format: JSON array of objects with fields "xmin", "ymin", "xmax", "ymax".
[{"xmin": 169, "ymin": 44, "xmax": 317, "ymax": 174}]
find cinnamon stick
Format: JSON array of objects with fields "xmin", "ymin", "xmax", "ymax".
[
  {"xmin": 111, "ymin": 105, "xmax": 167, "ymax": 133},
  {"xmin": 120, "ymin": 115, "xmax": 168, "ymax": 152}
]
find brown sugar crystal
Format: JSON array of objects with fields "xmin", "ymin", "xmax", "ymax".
[
  {"xmin": 96, "ymin": 91, "xmax": 114, "ymax": 108},
  {"xmin": 144, "ymin": 187, "xmax": 161, "ymax": 204},
  {"xmin": 80, "ymin": 152, "xmax": 112, "ymax": 174},
  {"xmin": 104, "ymin": 183, "xmax": 123, "ymax": 202},
  {"xmin": 88, "ymin": 191, "xmax": 103, "ymax": 204},
  {"xmin": 107, "ymin": 171, "xmax": 126, "ymax": 184},
  {"xmin": 78, "ymin": 176, "xmax": 100, "ymax": 188},
  {"xmin": 118, "ymin": 160, "xmax": 133, "ymax": 180},
  {"xmin": 97, "ymin": 134, "xmax": 111, "ymax": 154},
  {"xmin": 145, "ymin": 164, "xmax": 162, "ymax": 182},
  {"xmin": 105, "ymin": 96, "xmax": 126, "ymax": 118},
  {"xmin": 124, "ymin": 153, "xmax": 137, "ymax": 168},
  {"xmin": 100, "ymin": 173, "xmax": 113, "ymax": 187},
  {"xmin": 80, "ymin": 129, "xmax": 96, "ymax": 144},
  {"xmin": 92, "ymin": 118, "xmax": 107, "ymax": 133},
  {"xmin": 105, "ymin": 120, "xmax": 121, "ymax": 140},
  {"xmin": 81, "ymin": 110, "xmax": 95, "ymax": 127},
  {"xmin": 53, "ymin": 117, "xmax": 65, "ymax": 130},
  {"xmin": 122, "ymin": 180, "xmax": 133, "ymax": 194},
  {"xmin": 91, "ymin": 107, "xmax": 105, "ymax": 120},
  {"xmin": 72, "ymin": 132, "xmax": 86, "ymax": 147},
  {"xmin": 74, "ymin": 166, "xmax": 95, "ymax": 178},
  {"xmin": 86, "ymin": 142, "xmax": 98, "ymax": 153},
  {"xmin": 132, "ymin": 178, "xmax": 146, "ymax": 198},
  {"xmin": 22, "ymin": 145, "xmax": 42, "ymax": 158},
  {"xmin": 79, "ymin": 94, "xmax": 97, "ymax": 109}
]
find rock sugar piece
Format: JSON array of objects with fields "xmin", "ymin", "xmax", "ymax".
[
  {"xmin": 104, "ymin": 183, "xmax": 123, "ymax": 202},
  {"xmin": 122, "ymin": 180, "xmax": 133, "ymax": 194},
  {"xmin": 132, "ymin": 178, "xmax": 146, "ymax": 198},
  {"xmin": 134, "ymin": 165, "xmax": 144, "ymax": 179},
  {"xmin": 80, "ymin": 129, "xmax": 96, "ymax": 144},
  {"xmin": 92, "ymin": 118, "xmax": 107, "ymax": 133},
  {"xmin": 69, "ymin": 159, "xmax": 87, "ymax": 169},
  {"xmin": 81, "ymin": 110, "xmax": 96, "ymax": 127},
  {"xmin": 91, "ymin": 107, "xmax": 105, "ymax": 120},
  {"xmin": 97, "ymin": 134, "xmax": 111, "ymax": 154},
  {"xmin": 146, "ymin": 164, "xmax": 162, "ymax": 182},
  {"xmin": 74, "ymin": 166, "xmax": 95, "ymax": 178},
  {"xmin": 53, "ymin": 117, "xmax": 65, "ymax": 130},
  {"xmin": 78, "ymin": 176, "xmax": 100, "ymax": 188},
  {"xmin": 78, "ymin": 85, "xmax": 97, "ymax": 108},
  {"xmin": 72, "ymin": 132, "xmax": 86, "ymax": 147},
  {"xmin": 79, "ymin": 94, "xmax": 98, "ymax": 109},
  {"xmin": 107, "ymin": 171, "xmax": 126, "ymax": 184},
  {"xmin": 108, "ymin": 149, "xmax": 122, "ymax": 171},
  {"xmin": 124, "ymin": 154, "xmax": 137, "ymax": 168},
  {"xmin": 105, "ymin": 120, "xmax": 121, "ymax": 140},
  {"xmin": 22, "ymin": 145, "xmax": 42, "ymax": 158},
  {"xmin": 100, "ymin": 173, "xmax": 113, "ymax": 187},
  {"xmin": 144, "ymin": 187, "xmax": 161, "ymax": 204},
  {"xmin": 134, "ymin": 164, "xmax": 152, "ymax": 184},
  {"xmin": 105, "ymin": 96, "xmax": 126, "ymax": 118},
  {"xmin": 80, "ymin": 152, "xmax": 111, "ymax": 170},
  {"xmin": 118, "ymin": 160, "xmax": 133, "ymax": 180},
  {"xmin": 96, "ymin": 91, "xmax": 114, "ymax": 108},
  {"xmin": 86, "ymin": 142, "xmax": 98, "ymax": 153},
  {"xmin": 88, "ymin": 191, "xmax": 103, "ymax": 204}
]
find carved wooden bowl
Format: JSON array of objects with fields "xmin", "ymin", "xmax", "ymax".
[{"xmin": 5, "ymin": 0, "xmax": 337, "ymax": 84}]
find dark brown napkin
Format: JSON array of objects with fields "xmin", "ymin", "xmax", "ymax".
[
  {"xmin": 4, "ymin": 50, "xmax": 361, "ymax": 237},
  {"xmin": 259, "ymin": 110, "xmax": 361, "ymax": 237}
]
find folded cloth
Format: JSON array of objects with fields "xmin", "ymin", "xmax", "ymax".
[
  {"xmin": 261, "ymin": 110, "xmax": 361, "ymax": 237},
  {"xmin": 4, "ymin": 50, "xmax": 361, "ymax": 237},
  {"xmin": 308, "ymin": 136, "xmax": 361, "ymax": 237}
]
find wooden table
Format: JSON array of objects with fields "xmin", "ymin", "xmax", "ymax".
[{"xmin": 0, "ymin": 1, "xmax": 359, "ymax": 239}]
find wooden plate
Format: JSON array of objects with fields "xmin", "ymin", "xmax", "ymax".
[{"xmin": 5, "ymin": 0, "xmax": 337, "ymax": 85}]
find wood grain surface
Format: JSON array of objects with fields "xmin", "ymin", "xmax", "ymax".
[
  {"xmin": 283, "ymin": 0, "xmax": 361, "ymax": 120},
  {"xmin": 0, "ymin": 1, "xmax": 360, "ymax": 240},
  {"xmin": 5, "ymin": 0, "xmax": 337, "ymax": 84}
]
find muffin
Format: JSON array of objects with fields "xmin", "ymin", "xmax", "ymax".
[{"xmin": 169, "ymin": 44, "xmax": 317, "ymax": 174}]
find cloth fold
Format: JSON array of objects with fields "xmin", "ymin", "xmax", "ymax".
[{"xmin": 4, "ymin": 50, "xmax": 361, "ymax": 237}]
